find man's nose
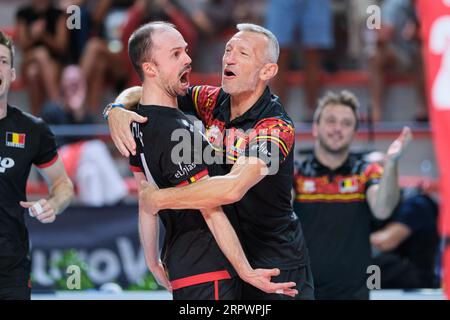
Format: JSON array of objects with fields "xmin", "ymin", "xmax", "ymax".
[
  {"xmin": 184, "ymin": 52, "xmax": 192, "ymax": 65},
  {"xmin": 224, "ymin": 52, "xmax": 236, "ymax": 65}
]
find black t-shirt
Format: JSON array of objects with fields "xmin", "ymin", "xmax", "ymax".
[
  {"xmin": 129, "ymin": 104, "xmax": 235, "ymax": 281},
  {"xmin": 294, "ymin": 154, "xmax": 383, "ymax": 299},
  {"xmin": 178, "ymin": 86, "xmax": 308, "ymax": 270},
  {"xmin": 0, "ymin": 105, "xmax": 58, "ymax": 287}
]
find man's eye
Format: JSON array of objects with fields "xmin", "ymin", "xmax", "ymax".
[{"xmin": 241, "ymin": 52, "xmax": 248, "ymax": 56}]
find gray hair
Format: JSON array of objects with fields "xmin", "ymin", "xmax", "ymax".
[{"xmin": 236, "ymin": 23, "xmax": 279, "ymax": 63}]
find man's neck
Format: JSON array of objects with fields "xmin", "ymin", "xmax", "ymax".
[
  {"xmin": 229, "ymin": 85, "xmax": 266, "ymax": 121},
  {"xmin": 0, "ymin": 99, "xmax": 7, "ymax": 120},
  {"xmin": 140, "ymin": 82, "xmax": 178, "ymax": 108},
  {"xmin": 314, "ymin": 144, "xmax": 349, "ymax": 170}
]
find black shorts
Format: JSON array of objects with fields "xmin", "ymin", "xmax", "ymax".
[
  {"xmin": 0, "ymin": 286, "xmax": 31, "ymax": 300},
  {"xmin": 241, "ymin": 264, "xmax": 315, "ymax": 300},
  {"xmin": 171, "ymin": 270, "xmax": 241, "ymax": 300}
]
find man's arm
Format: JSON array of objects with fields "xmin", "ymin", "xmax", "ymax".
[
  {"xmin": 107, "ymin": 85, "xmax": 219, "ymax": 157},
  {"xmin": 135, "ymin": 173, "xmax": 171, "ymax": 291},
  {"xmin": 140, "ymin": 179, "xmax": 297, "ymax": 296},
  {"xmin": 202, "ymin": 205, "xmax": 297, "ymax": 296},
  {"xmin": 20, "ymin": 157, "xmax": 74, "ymax": 223},
  {"xmin": 147, "ymin": 157, "xmax": 268, "ymax": 211},
  {"xmin": 107, "ymin": 86, "xmax": 146, "ymax": 157},
  {"xmin": 366, "ymin": 127, "xmax": 412, "ymax": 220}
]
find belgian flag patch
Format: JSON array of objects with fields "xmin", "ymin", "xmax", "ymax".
[{"xmin": 6, "ymin": 132, "xmax": 26, "ymax": 148}]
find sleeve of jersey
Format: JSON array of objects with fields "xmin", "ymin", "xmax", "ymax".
[
  {"xmin": 364, "ymin": 162, "xmax": 384, "ymax": 190},
  {"xmin": 160, "ymin": 126, "xmax": 209, "ymax": 187},
  {"xmin": 178, "ymin": 85, "xmax": 221, "ymax": 126},
  {"xmin": 244, "ymin": 118, "xmax": 295, "ymax": 168},
  {"xmin": 33, "ymin": 120, "xmax": 59, "ymax": 169}
]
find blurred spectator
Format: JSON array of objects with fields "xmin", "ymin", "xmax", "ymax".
[
  {"xmin": 232, "ymin": 0, "xmax": 266, "ymax": 25},
  {"xmin": 15, "ymin": 0, "xmax": 69, "ymax": 115},
  {"xmin": 175, "ymin": 0, "xmax": 236, "ymax": 38},
  {"xmin": 41, "ymin": 65, "xmax": 128, "ymax": 206},
  {"xmin": 80, "ymin": 0, "xmax": 196, "ymax": 111},
  {"xmin": 79, "ymin": 0, "xmax": 133, "ymax": 113},
  {"xmin": 365, "ymin": 151, "xmax": 440, "ymax": 288},
  {"xmin": 347, "ymin": 0, "xmax": 378, "ymax": 65},
  {"xmin": 175, "ymin": 0, "xmax": 237, "ymax": 72},
  {"xmin": 368, "ymin": 0, "xmax": 427, "ymax": 122},
  {"xmin": 371, "ymin": 186, "xmax": 440, "ymax": 289},
  {"xmin": 265, "ymin": 0, "xmax": 334, "ymax": 118}
]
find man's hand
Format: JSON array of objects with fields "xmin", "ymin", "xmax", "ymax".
[
  {"xmin": 108, "ymin": 86, "xmax": 144, "ymax": 157},
  {"xmin": 108, "ymin": 107, "xmax": 147, "ymax": 157},
  {"xmin": 149, "ymin": 260, "xmax": 172, "ymax": 292},
  {"xmin": 241, "ymin": 268, "xmax": 298, "ymax": 298},
  {"xmin": 386, "ymin": 126, "xmax": 413, "ymax": 162},
  {"xmin": 139, "ymin": 180, "xmax": 159, "ymax": 216},
  {"xmin": 20, "ymin": 199, "xmax": 57, "ymax": 224}
]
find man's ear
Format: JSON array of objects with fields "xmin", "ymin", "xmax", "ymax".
[
  {"xmin": 142, "ymin": 62, "xmax": 157, "ymax": 78},
  {"xmin": 11, "ymin": 67, "xmax": 16, "ymax": 82},
  {"xmin": 312, "ymin": 122, "xmax": 318, "ymax": 138},
  {"xmin": 259, "ymin": 63, "xmax": 278, "ymax": 81}
]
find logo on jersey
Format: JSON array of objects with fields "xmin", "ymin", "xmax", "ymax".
[
  {"xmin": 6, "ymin": 132, "xmax": 26, "ymax": 148},
  {"xmin": 302, "ymin": 180, "xmax": 316, "ymax": 193},
  {"xmin": 174, "ymin": 162, "xmax": 197, "ymax": 179},
  {"xmin": 206, "ymin": 125, "xmax": 222, "ymax": 146},
  {"xmin": 0, "ymin": 156, "xmax": 15, "ymax": 173},
  {"xmin": 131, "ymin": 123, "xmax": 144, "ymax": 147},
  {"xmin": 339, "ymin": 177, "xmax": 359, "ymax": 193}
]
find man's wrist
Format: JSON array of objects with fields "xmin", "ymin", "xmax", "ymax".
[
  {"xmin": 102, "ymin": 103, "xmax": 125, "ymax": 120},
  {"xmin": 148, "ymin": 259, "xmax": 162, "ymax": 271},
  {"xmin": 47, "ymin": 198, "xmax": 60, "ymax": 215},
  {"xmin": 237, "ymin": 266, "xmax": 256, "ymax": 283},
  {"xmin": 151, "ymin": 190, "xmax": 164, "ymax": 211}
]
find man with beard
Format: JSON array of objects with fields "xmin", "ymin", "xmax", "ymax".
[{"xmin": 293, "ymin": 90, "xmax": 412, "ymax": 299}]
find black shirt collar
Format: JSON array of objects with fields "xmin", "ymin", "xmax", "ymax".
[
  {"xmin": 311, "ymin": 152, "xmax": 355, "ymax": 175},
  {"xmin": 214, "ymin": 86, "xmax": 273, "ymax": 128}
]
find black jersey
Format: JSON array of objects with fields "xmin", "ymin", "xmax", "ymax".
[
  {"xmin": 0, "ymin": 105, "xmax": 58, "ymax": 287},
  {"xmin": 129, "ymin": 104, "xmax": 236, "ymax": 282},
  {"xmin": 178, "ymin": 86, "xmax": 308, "ymax": 270},
  {"xmin": 294, "ymin": 154, "xmax": 383, "ymax": 299}
]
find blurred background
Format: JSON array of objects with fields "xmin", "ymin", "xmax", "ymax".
[{"xmin": 0, "ymin": 0, "xmax": 443, "ymax": 299}]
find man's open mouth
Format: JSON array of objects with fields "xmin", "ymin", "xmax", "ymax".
[
  {"xmin": 179, "ymin": 68, "xmax": 191, "ymax": 85},
  {"xmin": 223, "ymin": 69, "xmax": 236, "ymax": 77}
]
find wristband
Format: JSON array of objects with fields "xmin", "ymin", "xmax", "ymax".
[{"xmin": 102, "ymin": 103, "xmax": 125, "ymax": 120}]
